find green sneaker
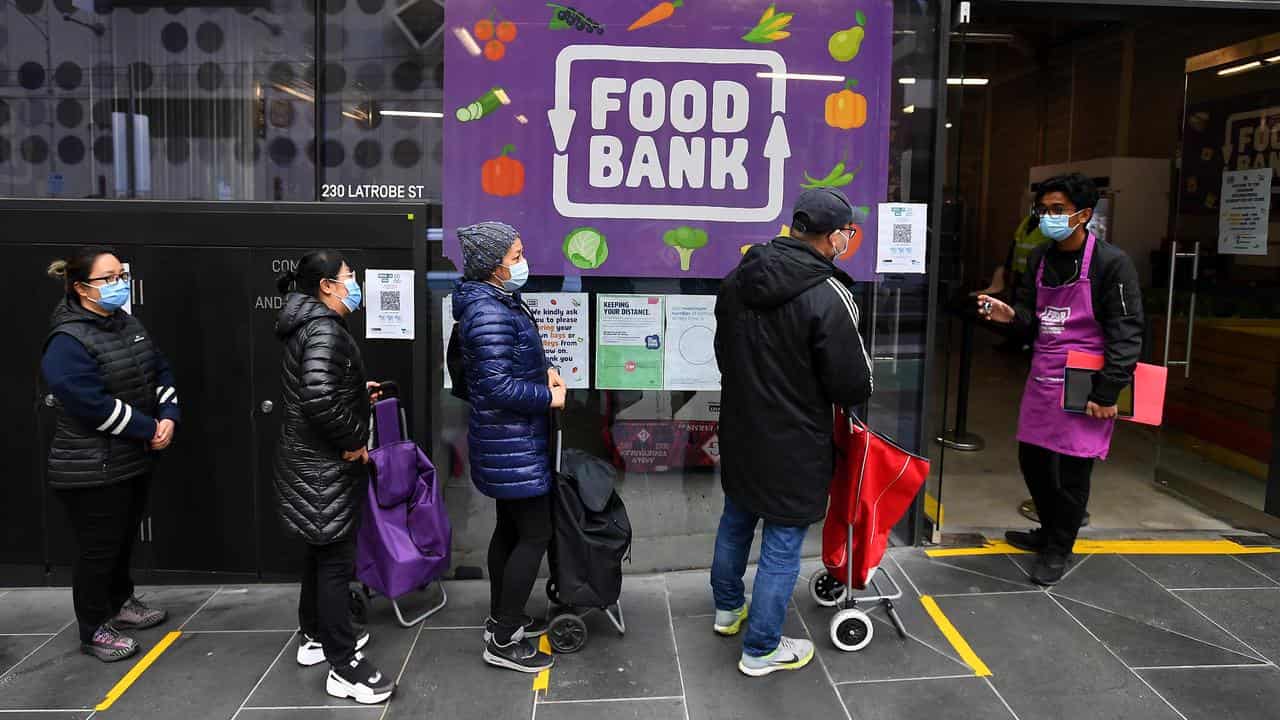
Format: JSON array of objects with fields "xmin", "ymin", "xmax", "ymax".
[
  {"xmin": 713, "ymin": 602, "xmax": 749, "ymax": 636},
  {"xmin": 738, "ymin": 637, "xmax": 815, "ymax": 677}
]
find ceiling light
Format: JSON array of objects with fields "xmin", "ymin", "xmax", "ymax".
[
  {"xmin": 1217, "ymin": 61, "xmax": 1262, "ymax": 76},
  {"xmin": 1264, "ymin": 55, "xmax": 1280, "ymax": 64},
  {"xmin": 756, "ymin": 72, "xmax": 845, "ymax": 82},
  {"xmin": 898, "ymin": 77, "xmax": 917, "ymax": 85},
  {"xmin": 946, "ymin": 122, "xmax": 953, "ymax": 128},
  {"xmin": 903, "ymin": 105, "xmax": 916, "ymax": 114},
  {"xmin": 380, "ymin": 110, "xmax": 445, "ymax": 119},
  {"xmin": 272, "ymin": 83, "xmax": 314, "ymax": 104},
  {"xmin": 947, "ymin": 77, "xmax": 989, "ymax": 86}
]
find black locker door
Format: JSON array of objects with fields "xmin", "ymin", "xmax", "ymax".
[
  {"xmin": 251, "ymin": 247, "xmax": 418, "ymax": 579},
  {"xmin": 141, "ymin": 246, "xmax": 258, "ymax": 577}
]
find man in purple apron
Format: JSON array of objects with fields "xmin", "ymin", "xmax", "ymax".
[{"xmin": 978, "ymin": 173, "xmax": 1144, "ymax": 586}]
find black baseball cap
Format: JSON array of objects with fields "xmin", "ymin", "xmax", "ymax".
[{"xmin": 791, "ymin": 187, "xmax": 854, "ymax": 235}]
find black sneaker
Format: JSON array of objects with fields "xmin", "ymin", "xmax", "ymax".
[
  {"xmin": 483, "ymin": 615, "xmax": 549, "ymax": 644},
  {"xmin": 1005, "ymin": 529, "xmax": 1048, "ymax": 553},
  {"xmin": 483, "ymin": 636, "xmax": 554, "ymax": 674},
  {"xmin": 297, "ymin": 628, "xmax": 370, "ymax": 667},
  {"xmin": 1030, "ymin": 554, "xmax": 1070, "ymax": 587},
  {"xmin": 326, "ymin": 653, "xmax": 395, "ymax": 704}
]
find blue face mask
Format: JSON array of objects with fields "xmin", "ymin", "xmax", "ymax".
[
  {"xmin": 1040, "ymin": 209, "xmax": 1086, "ymax": 242},
  {"xmin": 341, "ymin": 277, "xmax": 362, "ymax": 312},
  {"xmin": 90, "ymin": 280, "xmax": 130, "ymax": 313},
  {"xmin": 502, "ymin": 259, "xmax": 529, "ymax": 292}
]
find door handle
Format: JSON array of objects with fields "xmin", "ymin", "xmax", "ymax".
[
  {"xmin": 1162, "ymin": 240, "xmax": 1200, "ymax": 378},
  {"xmin": 260, "ymin": 400, "xmax": 275, "ymax": 414}
]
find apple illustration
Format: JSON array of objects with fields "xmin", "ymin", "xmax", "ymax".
[{"xmin": 828, "ymin": 11, "xmax": 867, "ymax": 62}]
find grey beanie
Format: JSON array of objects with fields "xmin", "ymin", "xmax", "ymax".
[{"xmin": 458, "ymin": 221, "xmax": 519, "ymax": 281}]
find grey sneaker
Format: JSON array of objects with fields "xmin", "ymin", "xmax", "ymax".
[
  {"xmin": 82, "ymin": 623, "xmax": 140, "ymax": 663},
  {"xmin": 738, "ymin": 636, "xmax": 815, "ymax": 677},
  {"xmin": 483, "ymin": 616, "xmax": 548, "ymax": 644},
  {"xmin": 110, "ymin": 596, "xmax": 167, "ymax": 631},
  {"xmin": 713, "ymin": 602, "xmax": 749, "ymax": 636}
]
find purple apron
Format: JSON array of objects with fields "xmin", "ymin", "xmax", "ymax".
[{"xmin": 1016, "ymin": 233, "xmax": 1115, "ymax": 460}]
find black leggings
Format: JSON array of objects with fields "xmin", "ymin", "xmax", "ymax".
[
  {"xmin": 487, "ymin": 493, "xmax": 553, "ymax": 643},
  {"xmin": 1019, "ymin": 443, "xmax": 1094, "ymax": 556},
  {"xmin": 57, "ymin": 474, "xmax": 151, "ymax": 644}
]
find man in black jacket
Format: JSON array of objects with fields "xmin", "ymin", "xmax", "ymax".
[
  {"xmin": 711, "ymin": 188, "xmax": 874, "ymax": 677},
  {"xmin": 979, "ymin": 173, "xmax": 1144, "ymax": 585}
]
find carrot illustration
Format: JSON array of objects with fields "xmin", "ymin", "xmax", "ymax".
[{"xmin": 628, "ymin": 0, "xmax": 683, "ymax": 31}]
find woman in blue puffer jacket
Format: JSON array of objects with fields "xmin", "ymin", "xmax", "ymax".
[{"xmin": 453, "ymin": 222, "xmax": 566, "ymax": 675}]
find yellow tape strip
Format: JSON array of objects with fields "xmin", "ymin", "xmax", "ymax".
[
  {"xmin": 95, "ymin": 631, "xmax": 182, "ymax": 711},
  {"xmin": 926, "ymin": 539, "xmax": 1280, "ymax": 558},
  {"xmin": 924, "ymin": 492, "xmax": 944, "ymax": 526},
  {"xmin": 919, "ymin": 596, "xmax": 991, "ymax": 677},
  {"xmin": 532, "ymin": 634, "xmax": 551, "ymax": 693}
]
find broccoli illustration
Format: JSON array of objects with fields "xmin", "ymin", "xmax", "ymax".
[{"xmin": 663, "ymin": 226, "xmax": 709, "ymax": 272}]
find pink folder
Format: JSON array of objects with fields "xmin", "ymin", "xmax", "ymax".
[{"xmin": 1066, "ymin": 352, "xmax": 1167, "ymax": 427}]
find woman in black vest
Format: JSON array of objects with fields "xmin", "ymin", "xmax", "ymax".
[
  {"xmin": 274, "ymin": 250, "xmax": 394, "ymax": 705},
  {"xmin": 42, "ymin": 246, "xmax": 180, "ymax": 662}
]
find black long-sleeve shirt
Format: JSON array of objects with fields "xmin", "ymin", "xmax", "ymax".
[{"xmin": 1012, "ymin": 238, "xmax": 1144, "ymax": 407}]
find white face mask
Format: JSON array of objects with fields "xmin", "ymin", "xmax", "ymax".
[
  {"xmin": 501, "ymin": 259, "xmax": 529, "ymax": 292},
  {"xmin": 831, "ymin": 229, "xmax": 852, "ymax": 259}
]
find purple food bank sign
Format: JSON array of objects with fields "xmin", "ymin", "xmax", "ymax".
[{"xmin": 444, "ymin": 0, "xmax": 892, "ymax": 280}]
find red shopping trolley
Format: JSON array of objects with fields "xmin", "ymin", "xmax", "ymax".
[{"xmin": 807, "ymin": 409, "xmax": 930, "ymax": 652}]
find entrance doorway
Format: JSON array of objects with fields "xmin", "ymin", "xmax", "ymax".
[{"xmin": 928, "ymin": 0, "xmax": 1280, "ymax": 539}]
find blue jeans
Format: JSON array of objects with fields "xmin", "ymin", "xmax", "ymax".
[{"xmin": 710, "ymin": 496, "xmax": 808, "ymax": 658}]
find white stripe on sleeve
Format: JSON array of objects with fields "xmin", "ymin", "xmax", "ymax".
[
  {"xmin": 159, "ymin": 387, "xmax": 176, "ymax": 404},
  {"xmin": 110, "ymin": 404, "xmax": 133, "ymax": 436},
  {"xmin": 96, "ymin": 399, "xmax": 124, "ymax": 432},
  {"xmin": 825, "ymin": 278, "xmax": 874, "ymax": 395}
]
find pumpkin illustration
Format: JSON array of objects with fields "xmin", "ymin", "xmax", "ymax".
[
  {"xmin": 481, "ymin": 144, "xmax": 525, "ymax": 197},
  {"xmin": 825, "ymin": 78, "xmax": 867, "ymax": 130}
]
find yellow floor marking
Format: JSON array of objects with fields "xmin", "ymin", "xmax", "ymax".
[
  {"xmin": 94, "ymin": 631, "xmax": 181, "ymax": 711},
  {"xmin": 919, "ymin": 596, "xmax": 991, "ymax": 677},
  {"xmin": 926, "ymin": 539, "xmax": 1280, "ymax": 558},
  {"xmin": 532, "ymin": 634, "xmax": 551, "ymax": 693},
  {"xmin": 924, "ymin": 492, "xmax": 944, "ymax": 526}
]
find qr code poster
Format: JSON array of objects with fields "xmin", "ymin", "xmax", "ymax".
[
  {"xmin": 365, "ymin": 269, "xmax": 416, "ymax": 341},
  {"xmin": 875, "ymin": 203, "xmax": 928, "ymax": 275}
]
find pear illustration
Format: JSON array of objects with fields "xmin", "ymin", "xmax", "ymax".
[{"xmin": 828, "ymin": 10, "xmax": 867, "ymax": 62}]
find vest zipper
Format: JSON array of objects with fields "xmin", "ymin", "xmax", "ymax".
[{"xmin": 1119, "ymin": 283, "xmax": 1129, "ymax": 316}]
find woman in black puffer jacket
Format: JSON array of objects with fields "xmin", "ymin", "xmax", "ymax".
[{"xmin": 273, "ymin": 250, "xmax": 393, "ymax": 706}]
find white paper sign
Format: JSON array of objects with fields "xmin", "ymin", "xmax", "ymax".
[
  {"xmin": 365, "ymin": 269, "xmax": 415, "ymax": 340},
  {"xmin": 876, "ymin": 203, "xmax": 928, "ymax": 274},
  {"xmin": 664, "ymin": 295, "xmax": 720, "ymax": 391},
  {"xmin": 1219, "ymin": 169, "xmax": 1273, "ymax": 256},
  {"xmin": 442, "ymin": 294, "xmax": 454, "ymax": 389},
  {"xmin": 524, "ymin": 293, "xmax": 590, "ymax": 389}
]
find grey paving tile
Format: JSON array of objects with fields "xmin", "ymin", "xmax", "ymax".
[
  {"xmin": 1056, "ymin": 597, "xmax": 1265, "ymax": 668},
  {"xmin": 534, "ymin": 698, "xmax": 686, "ymax": 720},
  {"xmin": 382, "ymin": 628, "xmax": 534, "ymax": 720},
  {"xmin": 674, "ymin": 612, "xmax": 847, "ymax": 720},
  {"xmin": 0, "ymin": 590, "xmax": 75, "ymax": 634},
  {"xmin": 248, "ymin": 596, "xmax": 424, "ymax": 708},
  {"xmin": 0, "ymin": 713, "xmax": 90, "ymax": 719},
  {"xmin": 1124, "ymin": 555, "xmax": 1280, "ymax": 590},
  {"xmin": 0, "ymin": 587, "xmax": 219, "ymax": 710},
  {"xmin": 666, "ymin": 567, "xmax": 759, "ymax": 620},
  {"xmin": 1175, "ymin": 589, "xmax": 1280, "ymax": 665},
  {"xmin": 1051, "ymin": 555, "xmax": 1253, "ymax": 655},
  {"xmin": 1237, "ymin": 554, "xmax": 1280, "ymax": 584},
  {"xmin": 421, "ymin": 580, "xmax": 545, "ymax": 629},
  {"xmin": 183, "ymin": 586, "xmax": 301, "ymax": 632},
  {"xmin": 893, "ymin": 552, "xmax": 1034, "ymax": 596},
  {"xmin": 1138, "ymin": 666, "xmax": 1280, "ymax": 720},
  {"xmin": 96, "ymin": 632, "xmax": 292, "ymax": 720},
  {"xmin": 544, "ymin": 576, "xmax": 681, "ymax": 702},
  {"xmin": 0, "ymin": 635, "xmax": 51, "ymax": 677},
  {"xmin": 838, "ymin": 676, "xmax": 1014, "ymax": 720},
  {"xmin": 936, "ymin": 593, "xmax": 1182, "ymax": 720},
  {"xmin": 238, "ymin": 711, "xmax": 382, "ymax": 719}
]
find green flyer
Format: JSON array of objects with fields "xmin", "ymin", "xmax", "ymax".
[{"xmin": 595, "ymin": 295, "xmax": 665, "ymax": 390}]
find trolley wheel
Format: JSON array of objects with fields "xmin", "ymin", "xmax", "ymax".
[
  {"xmin": 809, "ymin": 569, "xmax": 848, "ymax": 608},
  {"xmin": 548, "ymin": 614, "xmax": 588, "ymax": 654},
  {"xmin": 830, "ymin": 608, "xmax": 874, "ymax": 652},
  {"xmin": 546, "ymin": 578, "xmax": 562, "ymax": 606}
]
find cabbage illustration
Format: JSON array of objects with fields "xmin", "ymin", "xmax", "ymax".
[{"xmin": 563, "ymin": 227, "xmax": 609, "ymax": 269}]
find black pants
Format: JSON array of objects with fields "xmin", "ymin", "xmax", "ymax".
[
  {"xmin": 487, "ymin": 493, "xmax": 553, "ymax": 644},
  {"xmin": 298, "ymin": 535, "xmax": 358, "ymax": 665},
  {"xmin": 1019, "ymin": 443, "xmax": 1094, "ymax": 556},
  {"xmin": 56, "ymin": 474, "xmax": 152, "ymax": 644}
]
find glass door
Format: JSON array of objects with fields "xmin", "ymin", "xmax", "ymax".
[{"xmin": 1155, "ymin": 33, "xmax": 1280, "ymax": 533}]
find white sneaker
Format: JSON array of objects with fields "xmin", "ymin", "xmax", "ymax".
[
  {"xmin": 738, "ymin": 636, "xmax": 815, "ymax": 677},
  {"xmin": 297, "ymin": 630, "xmax": 370, "ymax": 667}
]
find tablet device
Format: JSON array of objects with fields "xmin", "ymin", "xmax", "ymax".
[{"xmin": 1063, "ymin": 368, "xmax": 1134, "ymax": 418}]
